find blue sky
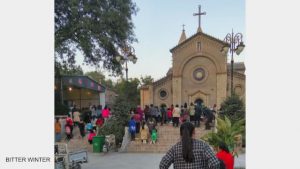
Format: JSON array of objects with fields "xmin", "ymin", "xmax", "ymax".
[{"xmin": 80, "ymin": 0, "xmax": 245, "ymax": 81}]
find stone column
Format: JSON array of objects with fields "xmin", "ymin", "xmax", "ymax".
[
  {"xmin": 148, "ymin": 85, "xmax": 154, "ymax": 105},
  {"xmin": 216, "ymin": 73, "xmax": 227, "ymax": 109},
  {"xmin": 172, "ymin": 77, "xmax": 182, "ymax": 105},
  {"xmin": 100, "ymin": 92, "xmax": 106, "ymax": 107}
]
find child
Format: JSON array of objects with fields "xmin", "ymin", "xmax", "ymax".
[
  {"xmin": 55, "ymin": 117, "xmax": 61, "ymax": 142},
  {"xmin": 86, "ymin": 120, "xmax": 93, "ymax": 133},
  {"xmin": 66, "ymin": 115, "xmax": 73, "ymax": 137},
  {"xmin": 65, "ymin": 124, "xmax": 72, "ymax": 141},
  {"xmin": 96, "ymin": 115, "xmax": 104, "ymax": 127},
  {"xmin": 128, "ymin": 117, "xmax": 136, "ymax": 141},
  {"xmin": 140, "ymin": 121, "xmax": 148, "ymax": 144},
  {"xmin": 151, "ymin": 127, "xmax": 158, "ymax": 144},
  {"xmin": 87, "ymin": 129, "xmax": 96, "ymax": 144}
]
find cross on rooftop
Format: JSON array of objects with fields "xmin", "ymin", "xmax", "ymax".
[{"xmin": 193, "ymin": 5, "xmax": 206, "ymax": 32}]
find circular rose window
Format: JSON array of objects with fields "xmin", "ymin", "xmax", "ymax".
[
  {"xmin": 193, "ymin": 67, "xmax": 206, "ymax": 81},
  {"xmin": 159, "ymin": 89, "xmax": 168, "ymax": 99}
]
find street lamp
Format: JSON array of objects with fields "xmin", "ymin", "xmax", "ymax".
[
  {"xmin": 221, "ymin": 29, "xmax": 245, "ymax": 96},
  {"xmin": 116, "ymin": 44, "xmax": 137, "ymax": 81}
]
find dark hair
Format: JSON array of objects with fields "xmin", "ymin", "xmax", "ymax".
[
  {"xmin": 175, "ymin": 104, "xmax": 179, "ymax": 107},
  {"xmin": 180, "ymin": 122, "xmax": 195, "ymax": 163},
  {"xmin": 55, "ymin": 117, "xmax": 59, "ymax": 122},
  {"xmin": 219, "ymin": 142, "xmax": 230, "ymax": 153},
  {"xmin": 184, "ymin": 102, "xmax": 187, "ymax": 108}
]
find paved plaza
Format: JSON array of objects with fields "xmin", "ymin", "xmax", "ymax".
[{"xmin": 81, "ymin": 152, "xmax": 245, "ymax": 169}]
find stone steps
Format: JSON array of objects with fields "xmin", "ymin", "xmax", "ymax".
[{"xmin": 127, "ymin": 123, "xmax": 213, "ymax": 153}]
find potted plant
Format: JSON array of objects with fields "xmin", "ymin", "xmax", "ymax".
[{"xmin": 202, "ymin": 116, "xmax": 245, "ymax": 156}]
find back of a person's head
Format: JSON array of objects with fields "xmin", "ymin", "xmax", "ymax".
[
  {"xmin": 219, "ymin": 142, "xmax": 230, "ymax": 153},
  {"xmin": 176, "ymin": 104, "xmax": 179, "ymax": 107},
  {"xmin": 180, "ymin": 122, "xmax": 195, "ymax": 163}
]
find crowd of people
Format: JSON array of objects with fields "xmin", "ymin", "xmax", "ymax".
[
  {"xmin": 55, "ymin": 104, "xmax": 110, "ymax": 144},
  {"xmin": 127, "ymin": 102, "xmax": 218, "ymax": 144}
]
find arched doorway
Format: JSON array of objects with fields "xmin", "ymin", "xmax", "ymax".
[{"xmin": 194, "ymin": 98, "xmax": 203, "ymax": 106}]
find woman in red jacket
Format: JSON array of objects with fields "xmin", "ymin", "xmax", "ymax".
[{"xmin": 216, "ymin": 142, "xmax": 234, "ymax": 169}]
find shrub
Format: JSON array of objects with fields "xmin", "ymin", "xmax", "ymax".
[
  {"xmin": 220, "ymin": 94, "xmax": 245, "ymax": 123},
  {"xmin": 97, "ymin": 96, "xmax": 133, "ymax": 146},
  {"xmin": 202, "ymin": 116, "xmax": 245, "ymax": 156}
]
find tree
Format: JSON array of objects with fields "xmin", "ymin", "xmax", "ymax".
[
  {"xmin": 220, "ymin": 94, "xmax": 245, "ymax": 123},
  {"xmin": 55, "ymin": 61, "xmax": 83, "ymax": 77},
  {"xmin": 55, "ymin": 0, "xmax": 138, "ymax": 75},
  {"xmin": 85, "ymin": 70, "xmax": 114, "ymax": 89},
  {"xmin": 140, "ymin": 75, "xmax": 154, "ymax": 86},
  {"xmin": 97, "ymin": 96, "xmax": 132, "ymax": 146},
  {"xmin": 114, "ymin": 78, "xmax": 140, "ymax": 106},
  {"xmin": 85, "ymin": 71, "xmax": 106, "ymax": 83}
]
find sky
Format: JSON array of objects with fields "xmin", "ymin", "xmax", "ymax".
[{"xmin": 79, "ymin": 0, "xmax": 245, "ymax": 81}]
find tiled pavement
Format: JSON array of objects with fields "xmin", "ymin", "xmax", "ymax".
[{"xmin": 81, "ymin": 152, "xmax": 245, "ymax": 169}]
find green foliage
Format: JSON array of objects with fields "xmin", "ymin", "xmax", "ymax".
[
  {"xmin": 55, "ymin": 102, "xmax": 70, "ymax": 115},
  {"xmin": 202, "ymin": 116, "xmax": 245, "ymax": 155},
  {"xmin": 55, "ymin": 61, "xmax": 83, "ymax": 77},
  {"xmin": 114, "ymin": 78, "xmax": 140, "ymax": 106},
  {"xmin": 220, "ymin": 94, "xmax": 245, "ymax": 123},
  {"xmin": 97, "ymin": 96, "xmax": 132, "ymax": 146},
  {"xmin": 55, "ymin": 0, "xmax": 138, "ymax": 75},
  {"xmin": 85, "ymin": 70, "xmax": 114, "ymax": 89},
  {"xmin": 140, "ymin": 75, "xmax": 154, "ymax": 86}
]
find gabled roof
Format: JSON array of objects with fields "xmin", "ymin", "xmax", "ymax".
[{"xmin": 170, "ymin": 31, "xmax": 229, "ymax": 53}]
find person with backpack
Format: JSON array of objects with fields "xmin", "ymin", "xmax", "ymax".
[
  {"xmin": 128, "ymin": 117, "xmax": 136, "ymax": 141},
  {"xmin": 147, "ymin": 117, "xmax": 157, "ymax": 135},
  {"xmin": 216, "ymin": 142, "xmax": 234, "ymax": 169}
]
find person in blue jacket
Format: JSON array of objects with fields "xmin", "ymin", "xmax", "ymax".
[{"xmin": 128, "ymin": 117, "xmax": 136, "ymax": 141}]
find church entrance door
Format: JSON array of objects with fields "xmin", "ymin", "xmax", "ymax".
[{"xmin": 194, "ymin": 98, "xmax": 203, "ymax": 106}]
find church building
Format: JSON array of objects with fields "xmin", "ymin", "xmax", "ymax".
[{"xmin": 140, "ymin": 7, "xmax": 245, "ymax": 109}]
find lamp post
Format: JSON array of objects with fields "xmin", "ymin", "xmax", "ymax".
[
  {"xmin": 116, "ymin": 44, "xmax": 137, "ymax": 81},
  {"xmin": 221, "ymin": 29, "xmax": 245, "ymax": 96}
]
